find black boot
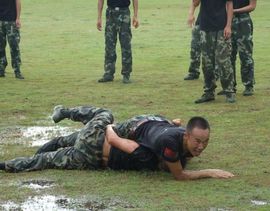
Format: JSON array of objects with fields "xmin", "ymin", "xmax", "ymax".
[
  {"xmin": 0, "ymin": 162, "xmax": 6, "ymax": 170},
  {"xmin": 15, "ymin": 72, "xmax": 25, "ymax": 79},
  {"xmin": 52, "ymin": 105, "xmax": 70, "ymax": 123}
]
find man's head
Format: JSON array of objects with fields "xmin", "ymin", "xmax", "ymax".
[{"xmin": 184, "ymin": 116, "xmax": 210, "ymax": 157}]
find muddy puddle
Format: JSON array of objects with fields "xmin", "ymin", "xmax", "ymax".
[
  {"xmin": 21, "ymin": 179, "xmax": 55, "ymax": 190},
  {"xmin": 0, "ymin": 126, "xmax": 77, "ymax": 147},
  {"xmin": 1, "ymin": 195, "xmax": 136, "ymax": 211}
]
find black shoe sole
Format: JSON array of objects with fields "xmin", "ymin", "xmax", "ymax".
[{"xmin": 194, "ymin": 98, "xmax": 215, "ymax": 104}]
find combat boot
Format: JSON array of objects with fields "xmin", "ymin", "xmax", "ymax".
[
  {"xmin": 184, "ymin": 73, "xmax": 199, "ymax": 80},
  {"xmin": 52, "ymin": 105, "xmax": 70, "ymax": 123},
  {"xmin": 15, "ymin": 72, "xmax": 24, "ymax": 79},
  {"xmin": 122, "ymin": 75, "xmax": 131, "ymax": 84},
  {"xmin": 243, "ymin": 86, "xmax": 254, "ymax": 96},
  {"xmin": 98, "ymin": 76, "xmax": 114, "ymax": 83},
  {"xmin": 0, "ymin": 71, "xmax": 5, "ymax": 77},
  {"xmin": 195, "ymin": 93, "xmax": 215, "ymax": 104},
  {"xmin": 225, "ymin": 93, "xmax": 236, "ymax": 103}
]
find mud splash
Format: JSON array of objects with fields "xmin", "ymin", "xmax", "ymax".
[{"xmin": 1, "ymin": 195, "xmax": 136, "ymax": 211}]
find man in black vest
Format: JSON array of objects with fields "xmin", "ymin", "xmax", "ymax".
[
  {"xmin": 193, "ymin": 0, "xmax": 236, "ymax": 104},
  {"xmin": 231, "ymin": 0, "xmax": 256, "ymax": 96},
  {"xmin": 97, "ymin": 0, "xmax": 139, "ymax": 84},
  {"xmin": 0, "ymin": 0, "xmax": 24, "ymax": 79}
]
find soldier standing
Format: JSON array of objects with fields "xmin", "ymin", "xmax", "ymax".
[
  {"xmin": 0, "ymin": 0, "xmax": 24, "ymax": 79},
  {"xmin": 231, "ymin": 0, "xmax": 256, "ymax": 96},
  {"xmin": 97, "ymin": 0, "xmax": 139, "ymax": 84},
  {"xmin": 184, "ymin": 3, "xmax": 201, "ymax": 81},
  {"xmin": 193, "ymin": 0, "xmax": 236, "ymax": 104}
]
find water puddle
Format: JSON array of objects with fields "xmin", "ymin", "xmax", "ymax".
[
  {"xmin": 21, "ymin": 180, "xmax": 55, "ymax": 190},
  {"xmin": 251, "ymin": 199, "xmax": 268, "ymax": 206},
  {"xmin": 1, "ymin": 195, "xmax": 136, "ymax": 211},
  {"xmin": 0, "ymin": 126, "xmax": 77, "ymax": 147}
]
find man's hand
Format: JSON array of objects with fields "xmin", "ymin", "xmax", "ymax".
[
  {"xmin": 172, "ymin": 119, "xmax": 183, "ymax": 126},
  {"xmin": 207, "ymin": 169, "xmax": 235, "ymax": 179},
  {"xmin": 97, "ymin": 18, "xmax": 102, "ymax": 31},
  {"xmin": 16, "ymin": 19, "xmax": 21, "ymax": 28},
  {"xmin": 187, "ymin": 14, "xmax": 195, "ymax": 28},
  {"xmin": 224, "ymin": 25, "xmax": 232, "ymax": 39},
  {"xmin": 132, "ymin": 16, "xmax": 139, "ymax": 28}
]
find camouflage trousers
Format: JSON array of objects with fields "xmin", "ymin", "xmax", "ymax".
[
  {"xmin": 200, "ymin": 30, "xmax": 235, "ymax": 94},
  {"xmin": 0, "ymin": 21, "xmax": 21, "ymax": 74},
  {"xmin": 5, "ymin": 106, "xmax": 114, "ymax": 172},
  {"xmin": 103, "ymin": 7, "xmax": 132, "ymax": 79},
  {"xmin": 188, "ymin": 25, "xmax": 201, "ymax": 76},
  {"xmin": 231, "ymin": 13, "xmax": 255, "ymax": 88}
]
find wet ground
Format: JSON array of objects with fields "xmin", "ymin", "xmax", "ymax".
[
  {"xmin": 0, "ymin": 126, "xmax": 77, "ymax": 147},
  {"xmin": 1, "ymin": 194, "xmax": 136, "ymax": 210},
  {"xmin": 1, "ymin": 127, "xmax": 269, "ymax": 210}
]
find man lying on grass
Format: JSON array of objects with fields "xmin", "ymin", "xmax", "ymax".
[{"xmin": 0, "ymin": 105, "xmax": 234, "ymax": 180}]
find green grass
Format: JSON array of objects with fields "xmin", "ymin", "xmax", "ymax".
[{"xmin": 0, "ymin": 0, "xmax": 270, "ymax": 210}]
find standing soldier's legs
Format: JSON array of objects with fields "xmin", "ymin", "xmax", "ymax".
[
  {"xmin": 6, "ymin": 22, "xmax": 23, "ymax": 79},
  {"xmin": 0, "ymin": 21, "xmax": 7, "ymax": 77},
  {"xmin": 216, "ymin": 31, "xmax": 236, "ymax": 103},
  {"xmin": 119, "ymin": 9, "xmax": 132, "ymax": 83},
  {"xmin": 98, "ymin": 8, "xmax": 118, "ymax": 82},
  {"xmin": 195, "ymin": 31, "xmax": 216, "ymax": 104},
  {"xmin": 237, "ymin": 17, "xmax": 254, "ymax": 96},
  {"xmin": 231, "ymin": 19, "xmax": 238, "ymax": 91},
  {"xmin": 185, "ymin": 25, "xmax": 201, "ymax": 80},
  {"xmin": 35, "ymin": 131, "xmax": 79, "ymax": 154}
]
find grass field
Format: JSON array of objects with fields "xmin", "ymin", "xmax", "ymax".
[{"xmin": 0, "ymin": 0, "xmax": 270, "ymax": 210}]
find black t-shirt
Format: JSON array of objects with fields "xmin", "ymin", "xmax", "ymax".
[
  {"xmin": 233, "ymin": 0, "xmax": 249, "ymax": 10},
  {"xmin": 0, "ymin": 0, "xmax": 17, "ymax": 21},
  {"xmin": 199, "ymin": 0, "xmax": 232, "ymax": 32},
  {"xmin": 107, "ymin": 0, "xmax": 131, "ymax": 8},
  {"xmin": 108, "ymin": 145, "xmax": 159, "ymax": 171},
  {"xmin": 134, "ymin": 121, "xmax": 190, "ymax": 167}
]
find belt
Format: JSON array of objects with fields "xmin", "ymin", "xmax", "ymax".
[
  {"xmin": 108, "ymin": 6, "xmax": 129, "ymax": 11},
  {"xmin": 234, "ymin": 13, "xmax": 249, "ymax": 18}
]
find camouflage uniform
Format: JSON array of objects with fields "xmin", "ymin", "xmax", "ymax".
[
  {"xmin": 5, "ymin": 106, "xmax": 114, "ymax": 172},
  {"xmin": 0, "ymin": 21, "xmax": 21, "ymax": 75},
  {"xmin": 200, "ymin": 30, "xmax": 235, "ymax": 94},
  {"xmin": 187, "ymin": 25, "xmax": 201, "ymax": 77},
  {"xmin": 102, "ymin": 7, "xmax": 132, "ymax": 80},
  {"xmin": 231, "ymin": 13, "xmax": 254, "ymax": 89},
  {"xmin": 4, "ymin": 106, "xmax": 169, "ymax": 173}
]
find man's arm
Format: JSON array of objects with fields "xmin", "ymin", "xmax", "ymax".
[
  {"xmin": 233, "ymin": 0, "xmax": 256, "ymax": 14},
  {"xmin": 97, "ymin": 0, "xmax": 104, "ymax": 31},
  {"xmin": 105, "ymin": 125, "xmax": 139, "ymax": 154},
  {"xmin": 224, "ymin": 0, "xmax": 233, "ymax": 39},
  {"xmin": 132, "ymin": 0, "xmax": 139, "ymax": 28},
  {"xmin": 166, "ymin": 161, "xmax": 235, "ymax": 180},
  {"xmin": 187, "ymin": 1, "xmax": 197, "ymax": 27},
  {"xmin": 15, "ymin": 0, "xmax": 21, "ymax": 28}
]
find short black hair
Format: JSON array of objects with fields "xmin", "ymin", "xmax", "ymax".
[{"xmin": 186, "ymin": 116, "xmax": 210, "ymax": 132}]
